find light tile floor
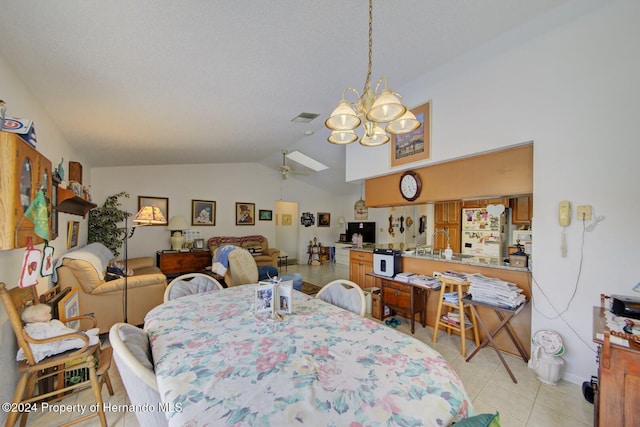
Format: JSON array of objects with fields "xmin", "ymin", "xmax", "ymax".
[{"xmin": 26, "ymin": 262, "xmax": 593, "ymax": 427}]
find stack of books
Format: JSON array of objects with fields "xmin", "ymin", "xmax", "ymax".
[
  {"xmin": 440, "ymin": 270, "xmax": 468, "ymax": 282},
  {"xmin": 467, "ymin": 273, "xmax": 526, "ymax": 309},
  {"xmin": 441, "ymin": 310, "xmax": 472, "ymax": 327},
  {"xmin": 409, "ymin": 275, "xmax": 441, "ymax": 290},
  {"xmin": 443, "ymin": 291, "xmax": 461, "ymax": 305},
  {"xmin": 394, "ymin": 272, "xmax": 416, "ymax": 283}
]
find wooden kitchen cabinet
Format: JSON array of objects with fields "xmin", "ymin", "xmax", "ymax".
[
  {"xmin": 349, "ymin": 250, "xmax": 374, "ymax": 288},
  {"xmin": 434, "ymin": 201, "xmax": 461, "ymax": 253},
  {"xmin": 462, "ymin": 198, "xmax": 510, "ymax": 208},
  {"xmin": 0, "ymin": 131, "xmax": 52, "ymax": 250},
  {"xmin": 511, "ymin": 195, "xmax": 532, "ymax": 225},
  {"xmin": 593, "ymin": 305, "xmax": 640, "ymax": 427}
]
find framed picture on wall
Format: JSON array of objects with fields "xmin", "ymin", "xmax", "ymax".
[
  {"xmin": 318, "ymin": 212, "xmax": 330, "ymax": 227},
  {"xmin": 67, "ymin": 221, "xmax": 80, "ymax": 248},
  {"xmin": 58, "ymin": 287, "xmax": 80, "ymax": 330},
  {"xmin": 138, "ymin": 196, "xmax": 169, "ymax": 225},
  {"xmin": 391, "ymin": 101, "xmax": 431, "ymax": 167},
  {"xmin": 192, "ymin": 200, "xmax": 216, "ymax": 226},
  {"xmin": 259, "ymin": 209, "xmax": 273, "ymax": 221},
  {"xmin": 281, "ymin": 214, "xmax": 292, "ymax": 226},
  {"xmin": 236, "ymin": 202, "xmax": 255, "ymax": 225}
]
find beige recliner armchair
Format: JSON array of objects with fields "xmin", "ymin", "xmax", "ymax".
[{"xmin": 55, "ymin": 243, "xmax": 167, "ymax": 333}]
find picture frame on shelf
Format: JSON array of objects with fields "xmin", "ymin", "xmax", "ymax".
[
  {"xmin": 67, "ymin": 221, "xmax": 79, "ymax": 248},
  {"xmin": 318, "ymin": 212, "xmax": 331, "ymax": 227},
  {"xmin": 193, "ymin": 238, "xmax": 205, "ymax": 250},
  {"xmin": 236, "ymin": 202, "xmax": 255, "ymax": 225},
  {"xmin": 138, "ymin": 196, "xmax": 169, "ymax": 225},
  {"xmin": 391, "ymin": 101, "xmax": 431, "ymax": 167},
  {"xmin": 192, "ymin": 199, "xmax": 216, "ymax": 226},
  {"xmin": 259, "ymin": 209, "xmax": 272, "ymax": 221}
]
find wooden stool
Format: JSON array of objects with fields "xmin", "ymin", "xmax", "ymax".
[{"xmin": 432, "ymin": 277, "xmax": 480, "ymax": 357}]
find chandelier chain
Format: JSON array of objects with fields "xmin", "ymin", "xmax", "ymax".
[{"xmin": 363, "ymin": 0, "xmax": 373, "ymax": 100}]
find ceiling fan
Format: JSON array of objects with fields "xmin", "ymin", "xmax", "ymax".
[{"xmin": 279, "ymin": 150, "xmax": 310, "ymax": 179}]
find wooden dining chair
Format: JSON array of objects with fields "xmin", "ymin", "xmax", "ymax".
[
  {"xmin": 316, "ymin": 279, "xmax": 367, "ymax": 316},
  {"xmin": 164, "ymin": 272, "xmax": 224, "ymax": 302},
  {"xmin": 109, "ymin": 323, "xmax": 168, "ymax": 426},
  {"xmin": 0, "ymin": 282, "xmax": 113, "ymax": 427}
]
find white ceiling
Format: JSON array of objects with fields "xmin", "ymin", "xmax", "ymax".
[{"xmin": 0, "ymin": 0, "xmax": 571, "ymax": 195}]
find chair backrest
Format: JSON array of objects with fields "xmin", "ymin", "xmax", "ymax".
[
  {"xmin": 316, "ymin": 279, "xmax": 366, "ymax": 316},
  {"xmin": 164, "ymin": 273, "xmax": 224, "ymax": 302},
  {"xmin": 109, "ymin": 323, "xmax": 167, "ymax": 426},
  {"xmin": 226, "ymin": 248, "xmax": 259, "ymax": 286},
  {"xmin": 0, "ymin": 283, "xmax": 40, "ymax": 364}
]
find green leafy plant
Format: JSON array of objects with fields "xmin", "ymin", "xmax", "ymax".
[{"xmin": 88, "ymin": 191, "xmax": 130, "ymax": 257}]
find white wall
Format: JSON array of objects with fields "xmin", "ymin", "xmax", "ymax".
[
  {"xmin": 347, "ymin": 0, "xmax": 640, "ymax": 384},
  {"xmin": 90, "ymin": 164, "xmax": 358, "ymax": 263}
]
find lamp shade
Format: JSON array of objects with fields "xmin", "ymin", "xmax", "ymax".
[
  {"xmin": 325, "ymin": 101, "xmax": 361, "ymax": 131},
  {"xmin": 133, "ymin": 205, "xmax": 167, "ymax": 225},
  {"xmin": 360, "ymin": 124, "xmax": 390, "ymax": 147},
  {"xmin": 328, "ymin": 130, "xmax": 358, "ymax": 144},
  {"xmin": 366, "ymin": 89, "xmax": 406, "ymax": 123},
  {"xmin": 386, "ymin": 110, "xmax": 421, "ymax": 134},
  {"xmin": 167, "ymin": 215, "xmax": 189, "ymax": 231},
  {"xmin": 337, "ymin": 216, "xmax": 346, "ymax": 225}
]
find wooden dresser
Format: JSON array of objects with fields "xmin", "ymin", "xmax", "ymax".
[
  {"xmin": 156, "ymin": 250, "xmax": 212, "ymax": 277},
  {"xmin": 592, "ymin": 306, "xmax": 640, "ymax": 426}
]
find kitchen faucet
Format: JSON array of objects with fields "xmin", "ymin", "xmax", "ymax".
[{"xmin": 431, "ymin": 229, "xmax": 450, "ymax": 255}]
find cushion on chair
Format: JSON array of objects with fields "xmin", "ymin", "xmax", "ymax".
[
  {"xmin": 117, "ymin": 324, "xmax": 153, "ymax": 371},
  {"xmin": 168, "ymin": 277, "xmax": 220, "ymax": 300},
  {"xmin": 258, "ymin": 265, "xmax": 279, "ymax": 280}
]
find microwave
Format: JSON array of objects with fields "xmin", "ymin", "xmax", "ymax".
[{"xmin": 512, "ymin": 230, "xmax": 532, "ymax": 245}]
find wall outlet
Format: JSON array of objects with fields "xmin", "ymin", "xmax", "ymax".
[
  {"xmin": 433, "ymin": 271, "xmax": 441, "ymax": 278},
  {"xmin": 577, "ymin": 205, "xmax": 592, "ymax": 221}
]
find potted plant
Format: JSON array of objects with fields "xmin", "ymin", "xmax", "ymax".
[{"xmin": 88, "ymin": 191, "xmax": 130, "ymax": 257}]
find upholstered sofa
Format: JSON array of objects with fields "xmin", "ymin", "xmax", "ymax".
[
  {"xmin": 54, "ymin": 243, "xmax": 167, "ymax": 333},
  {"xmin": 208, "ymin": 235, "xmax": 280, "ymax": 267}
]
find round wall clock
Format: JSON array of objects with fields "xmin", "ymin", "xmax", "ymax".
[{"xmin": 399, "ymin": 170, "xmax": 422, "ymax": 201}]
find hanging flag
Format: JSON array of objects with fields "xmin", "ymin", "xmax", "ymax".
[{"xmin": 24, "ymin": 189, "xmax": 50, "ymax": 241}]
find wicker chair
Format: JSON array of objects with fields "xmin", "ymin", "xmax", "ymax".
[
  {"xmin": 316, "ymin": 279, "xmax": 366, "ymax": 316},
  {"xmin": 164, "ymin": 273, "xmax": 224, "ymax": 302},
  {"xmin": 0, "ymin": 283, "xmax": 113, "ymax": 427}
]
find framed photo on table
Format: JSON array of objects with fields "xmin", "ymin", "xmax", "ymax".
[
  {"xmin": 391, "ymin": 101, "xmax": 431, "ymax": 167},
  {"xmin": 236, "ymin": 202, "xmax": 255, "ymax": 225},
  {"xmin": 138, "ymin": 196, "xmax": 169, "ymax": 226},
  {"xmin": 58, "ymin": 287, "xmax": 80, "ymax": 330},
  {"xmin": 193, "ymin": 238, "xmax": 205, "ymax": 250},
  {"xmin": 192, "ymin": 200, "xmax": 215, "ymax": 226}
]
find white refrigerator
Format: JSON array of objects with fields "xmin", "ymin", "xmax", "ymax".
[{"xmin": 460, "ymin": 208, "xmax": 506, "ymax": 258}]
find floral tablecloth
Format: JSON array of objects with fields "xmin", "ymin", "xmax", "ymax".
[{"xmin": 145, "ymin": 284, "xmax": 472, "ymax": 426}]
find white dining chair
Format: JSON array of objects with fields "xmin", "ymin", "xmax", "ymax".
[
  {"xmin": 109, "ymin": 323, "xmax": 168, "ymax": 426},
  {"xmin": 316, "ymin": 279, "xmax": 367, "ymax": 316},
  {"xmin": 164, "ymin": 272, "xmax": 224, "ymax": 302}
]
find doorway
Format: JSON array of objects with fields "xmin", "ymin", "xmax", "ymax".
[{"xmin": 275, "ymin": 200, "xmax": 299, "ymax": 265}]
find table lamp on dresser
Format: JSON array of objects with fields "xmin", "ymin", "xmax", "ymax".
[{"xmin": 167, "ymin": 215, "xmax": 190, "ymax": 251}]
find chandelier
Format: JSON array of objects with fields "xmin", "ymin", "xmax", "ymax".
[{"xmin": 325, "ymin": 0, "xmax": 420, "ymax": 146}]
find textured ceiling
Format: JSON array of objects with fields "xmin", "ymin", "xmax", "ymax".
[{"xmin": 0, "ymin": 0, "xmax": 573, "ymax": 194}]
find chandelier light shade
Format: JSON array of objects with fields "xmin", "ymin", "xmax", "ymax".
[{"xmin": 326, "ymin": 0, "xmax": 420, "ymax": 146}]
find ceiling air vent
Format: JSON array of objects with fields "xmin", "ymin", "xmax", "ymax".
[{"xmin": 291, "ymin": 112, "xmax": 320, "ymax": 123}]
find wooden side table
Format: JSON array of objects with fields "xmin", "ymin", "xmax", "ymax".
[{"xmin": 156, "ymin": 250, "xmax": 212, "ymax": 277}]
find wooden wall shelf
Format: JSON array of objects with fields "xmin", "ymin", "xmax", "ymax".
[{"xmin": 57, "ymin": 187, "xmax": 97, "ymax": 218}]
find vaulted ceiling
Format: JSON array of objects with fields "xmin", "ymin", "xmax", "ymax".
[{"xmin": 0, "ymin": 0, "xmax": 571, "ymax": 194}]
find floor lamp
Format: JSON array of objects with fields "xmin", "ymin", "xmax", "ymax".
[{"xmin": 123, "ymin": 205, "xmax": 166, "ymax": 323}]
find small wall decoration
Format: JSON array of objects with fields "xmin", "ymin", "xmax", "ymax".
[
  {"xmin": 281, "ymin": 214, "xmax": 292, "ymax": 226},
  {"xmin": 300, "ymin": 212, "xmax": 315, "ymax": 227},
  {"xmin": 58, "ymin": 287, "xmax": 80, "ymax": 330},
  {"xmin": 259, "ymin": 209, "xmax": 273, "ymax": 221},
  {"xmin": 40, "ymin": 244, "xmax": 55, "ymax": 277},
  {"xmin": 236, "ymin": 202, "xmax": 255, "ymax": 225},
  {"xmin": 318, "ymin": 212, "xmax": 331, "ymax": 227},
  {"xmin": 19, "ymin": 239, "xmax": 41, "ymax": 288},
  {"xmin": 192, "ymin": 200, "xmax": 216, "ymax": 226},
  {"xmin": 138, "ymin": 196, "xmax": 169, "ymax": 226},
  {"xmin": 67, "ymin": 221, "xmax": 80, "ymax": 249},
  {"xmin": 391, "ymin": 100, "xmax": 431, "ymax": 167}
]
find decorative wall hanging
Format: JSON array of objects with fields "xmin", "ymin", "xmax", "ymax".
[
  {"xmin": 236, "ymin": 202, "xmax": 255, "ymax": 225},
  {"xmin": 20, "ymin": 237, "xmax": 41, "ymax": 288},
  {"xmin": 67, "ymin": 221, "xmax": 80, "ymax": 249},
  {"xmin": 391, "ymin": 101, "xmax": 431, "ymax": 167},
  {"xmin": 318, "ymin": 212, "xmax": 331, "ymax": 227},
  {"xmin": 192, "ymin": 200, "xmax": 216, "ymax": 226},
  {"xmin": 40, "ymin": 244, "xmax": 54, "ymax": 277},
  {"xmin": 300, "ymin": 212, "xmax": 315, "ymax": 227}
]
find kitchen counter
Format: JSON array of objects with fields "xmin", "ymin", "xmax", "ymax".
[{"xmin": 349, "ymin": 247, "xmax": 528, "ymax": 272}]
